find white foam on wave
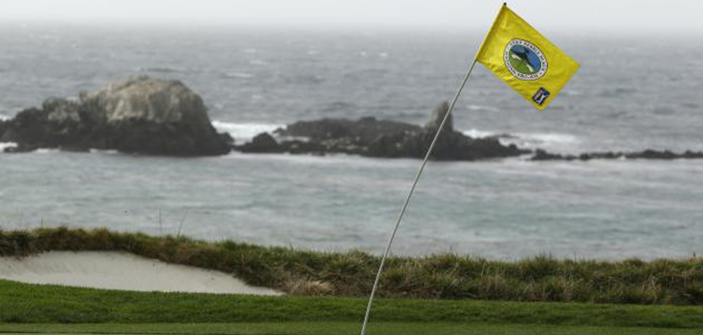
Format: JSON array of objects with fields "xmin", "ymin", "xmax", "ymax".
[
  {"xmin": 0, "ymin": 114, "xmax": 9, "ymax": 121},
  {"xmin": 212, "ymin": 121, "xmax": 284, "ymax": 142},
  {"xmin": 467, "ymin": 104, "xmax": 499, "ymax": 112},
  {"xmin": 0, "ymin": 142, "xmax": 17, "ymax": 152},
  {"xmin": 461, "ymin": 128, "xmax": 579, "ymax": 151},
  {"xmin": 462, "ymin": 129, "xmax": 495, "ymax": 138},
  {"xmin": 223, "ymin": 72, "xmax": 254, "ymax": 79},
  {"xmin": 89, "ymin": 148, "xmax": 119, "ymax": 155},
  {"xmin": 516, "ymin": 133, "xmax": 579, "ymax": 145},
  {"xmin": 504, "ymin": 132, "xmax": 581, "ymax": 152}
]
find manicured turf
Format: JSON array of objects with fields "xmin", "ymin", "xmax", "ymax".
[
  {"xmin": 2, "ymin": 280, "xmax": 703, "ymax": 330},
  {"xmin": 1, "ymin": 322, "xmax": 703, "ymax": 335}
]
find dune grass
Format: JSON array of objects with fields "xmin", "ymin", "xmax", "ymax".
[{"xmin": 2, "ymin": 227, "xmax": 703, "ymax": 305}]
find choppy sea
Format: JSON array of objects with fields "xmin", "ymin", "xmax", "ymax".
[{"xmin": 1, "ymin": 25, "xmax": 702, "ymax": 259}]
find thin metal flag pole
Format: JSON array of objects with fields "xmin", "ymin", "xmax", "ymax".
[{"xmin": 359, "ymin": 58, "xmax": 479, "ymax": 335}]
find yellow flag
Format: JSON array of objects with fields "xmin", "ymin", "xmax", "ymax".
[{"xmin": 476, "ymin": 4, "xmax": 579, "ymax": 110}]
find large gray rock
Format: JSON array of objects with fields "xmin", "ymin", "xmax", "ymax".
[
  {"xmin": 81, "ymin": 76, "xmax": 212, "ymax": 126},
  {"xmin": 0, "ymin": 76, "xmax": 232, "ymax": 156},
  {"xmin": 43, "ymin": 98, "xmax": 81, "ymax": 123}
]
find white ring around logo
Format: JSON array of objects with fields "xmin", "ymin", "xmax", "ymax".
[{"xmin": 504, "ymin": 39, "xmax": 548, "ymax": 81}]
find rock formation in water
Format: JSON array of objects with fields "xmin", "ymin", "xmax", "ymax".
[
  {"xmin": 0, "ymin": 76, "xmax": 233, "ymax": 155},
  {"xmin": 236, "ymin": 101, "xmax": 528, "ymax": 160},
  {"xmin": 531, "ymin": 149, "xmax": 703, "ymax": 161}
]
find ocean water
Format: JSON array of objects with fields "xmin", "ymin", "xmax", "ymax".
[{"xmin": 1, "ymin": 24, "xmax": 702, "ymax": 259}]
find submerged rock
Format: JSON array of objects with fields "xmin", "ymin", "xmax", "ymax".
[
  {"xmin": 240, "ymin": 101, "xmax": 527, "ymax": 161},
  {"xmin": 531, "ymin": 149, "xmax": 703, "ymax": 161},
  {"xmin": 0, "ymin": 76, "xmax": 232, "ymax": 156}
]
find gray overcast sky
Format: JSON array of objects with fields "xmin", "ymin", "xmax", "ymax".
[{"xmin": 1, "ymin": 0, "xmax": 701, "ymax": 33}]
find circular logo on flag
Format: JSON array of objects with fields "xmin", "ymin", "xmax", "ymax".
[{"xmin": 504, "ymin": 39, "xmax": 547, "ymax": 81}]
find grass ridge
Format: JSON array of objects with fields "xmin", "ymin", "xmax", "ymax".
[{"xmin": 1, "ymin": 227, "xmax": 703, "ymax": 305}]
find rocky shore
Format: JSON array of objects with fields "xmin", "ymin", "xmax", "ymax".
[
  {"xmin": 2, "ymin": 76, "xmax": 702, "ymax": 161},
  {"xmin": 532, "ymin": 149, "xmax": 703, "ymax": 161},
  {"xmin": 0, "ymin": 76, "xmax": 232, "ymax": 156},
  {"xmin": 237, "ymin": 102, "xmax": 528, "ymax": 161}
]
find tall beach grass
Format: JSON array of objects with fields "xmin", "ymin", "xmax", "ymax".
[{"xmin": 1, "ymin": 227, "xmax": 702, "ymax": 305}]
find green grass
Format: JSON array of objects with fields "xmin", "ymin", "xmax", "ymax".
[
  {"xmin": 2, "ymin": 280, "xmax": 703, "ymax": 329},
  {"xmin": 2, "ymin": 227, "xmax": 703, "ymax": 305},
  {"xmin": 508, "ymin": 54, "xmax": 537, "ymax": 75},
  {"xmin": 2, "ymin": 322, "xmax": 703, "ymax": 335}
]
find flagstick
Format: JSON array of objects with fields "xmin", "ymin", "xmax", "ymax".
[{"xmin": 359, "ymin": 58, "xmax": 479, "ymax": 335}]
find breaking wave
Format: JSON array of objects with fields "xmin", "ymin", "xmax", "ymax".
[
  {"xmin": 0, "ymin": 142, "xmax": 17, "ymax": 152},
  {"xmin": 462, "ymin": 128, "xmax": 579, "ymax": 151},
  {"xmin": 211, "ymin": 121, "xmax": 284, "ymax": 142},
  {"xmin": 462, "ymin": 129, "xmax": 496, "ymax": 138}
]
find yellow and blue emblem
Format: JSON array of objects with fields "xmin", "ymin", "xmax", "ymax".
[{"xmin": 476, "ymin": 4, "xmax": 579, "ymax": 110}]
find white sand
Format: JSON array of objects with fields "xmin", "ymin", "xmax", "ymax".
[{"xmin": 0, "ymin": 251, "xmax": 281, "ymax": 295}]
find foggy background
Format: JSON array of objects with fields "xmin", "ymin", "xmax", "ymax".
[{"xmin": 1, "ymin": 0, "xmax": 701, "ymax": 34}]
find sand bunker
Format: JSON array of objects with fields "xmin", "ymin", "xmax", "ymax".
[{"xmin": 0, "ymin": 251, "xmax": 281, "ymax": 295}]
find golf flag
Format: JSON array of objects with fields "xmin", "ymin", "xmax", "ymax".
[{"xmin": 476, "ymin": 4, "xmax": 579, "ymax": 110}]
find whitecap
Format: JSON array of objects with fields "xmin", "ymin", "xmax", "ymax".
[
  {"xmin": 462, "ymin": 129, "xmax": 495, "ymax": 138},
  {"xmin": 379, "ymin": 52, "xmax": 389, "ymax": 58},
  {"xmin": 461, "ymin": 128, "xmax": 577, "ymax": 149},
  {"xmin": 518, "ymin": 133, "xmax": 579, "ymax": 144},
  {"xmin": 466, "ymin": 104, "xmax": 498, "ymax": 112},
  {"xmin": 89, "ymin": 148, "xmax": 119, "ymax": 155},
  {"xmin": 211, "ymin": 121, "xmax": 284, "ymax": 142},
  {"xmin": 0, "ymin": 114, "xmax": 9, "ymax": 121},
  {"xmin": 503, "ymin": 132, "xmax": 580, "ymax": 151},
  {"xmin": 34, "ymin": 148, "xmax": 59, "ymax": 154},
  {"xmin": 222, "ymin": 72, "xmax": 254, "ymax": 79},
  {"xmin": 249, "ymin": 60, "xmax": 267, "ymax": 66},
  {"xmin": 0, "ymin": 142, "xmax": 17, "ymax": 152}
]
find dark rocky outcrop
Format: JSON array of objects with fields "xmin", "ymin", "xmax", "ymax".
[
  {"xmin": 239, "ymin": 132, "xmax": 284, "ymax": 153},
  {"xmin": 238, "ymin": 101, "xmax": 528, "ymax": 161},
  {"xmin": 531, "ymin": 149, "xmax": 703, "ymax": 161},
  {"xmin": 425, "ymin": 101, "xmax": 452, "ymax": 131},
  {"xmin": 0, "ymin": 76, "xmax": 232, "ymax": 156}
]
